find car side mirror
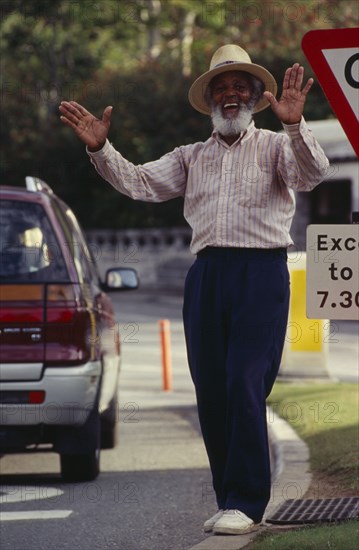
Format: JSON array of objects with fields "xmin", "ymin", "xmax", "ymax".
[{"xmin": 103, "ymin": 268, "xmax": 139, "ymax": 291}]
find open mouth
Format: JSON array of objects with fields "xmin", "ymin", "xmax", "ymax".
[{"xmin": 222, "ymin": 103, "xmax": 239, "ymax": 115}]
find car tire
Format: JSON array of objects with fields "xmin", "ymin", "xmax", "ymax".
[
  {"xmin": 60, "ymin": 398, "xmax": 101, "ymax": 482},
  {"xmin": 101, "ymin": 395, "xmax": 119, "ymax": 449},
  {"xmin": 60, "ymin": 449, "xmax": 100, "ymax": 482}
]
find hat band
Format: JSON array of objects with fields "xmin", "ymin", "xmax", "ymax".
[{"xmin": 213, "ymin": 60, "xmax": 238, "ymax": 68}]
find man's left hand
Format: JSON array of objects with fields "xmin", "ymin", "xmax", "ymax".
[{"xmin": 263, "ymin": 63, "xmax": 313, "ymax": 125}]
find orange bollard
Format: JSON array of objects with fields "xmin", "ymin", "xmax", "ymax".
[{"xmin": 158, "ymin": 319, "xmax": 172, "ymax": 391}]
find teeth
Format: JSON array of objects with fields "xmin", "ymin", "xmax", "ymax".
[{"xmin": 224, "ymin": 103, "xmax": 238, "ymax": 109}]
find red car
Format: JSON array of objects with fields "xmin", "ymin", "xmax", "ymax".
[{"xmin": 0, "ymin": 177, "xmax": 139, "ymax": 481}]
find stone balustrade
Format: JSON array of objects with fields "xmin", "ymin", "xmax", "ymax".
[{"xmin": 85, "ymin": 227, "xmax": 194, "ymax": 290}]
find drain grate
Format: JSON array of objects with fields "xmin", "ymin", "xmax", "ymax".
[{"xmin": 266, "ymin": 497, "xmax": 359, "ymax": 524}]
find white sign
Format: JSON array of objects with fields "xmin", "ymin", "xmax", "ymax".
[
  {"xmin": 322, "ymin": 47, "xmax": 359, "ymax": 121},
  {"xmin": 306, "ymin": 224, "xmax": 359, "ymax": 320},
  {"xmin": 302, "ymin": 28, "xmax": 359, "ymax": 158}
]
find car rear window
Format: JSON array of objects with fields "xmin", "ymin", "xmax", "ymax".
[{"xmin": 0, "ymin": 199, "xmax": 70, "ymax": 282}]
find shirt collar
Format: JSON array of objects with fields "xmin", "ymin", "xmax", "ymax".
[{"xmin": 211, "ymin": 120, "xmax": 256, "ymax": 147}]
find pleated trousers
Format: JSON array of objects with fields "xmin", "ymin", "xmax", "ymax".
[{"xmin": 182, "ymin": 247, "xmax": 290, "ymax": 522}]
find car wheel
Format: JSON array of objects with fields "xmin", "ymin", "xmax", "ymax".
[
  {"xmin": 60, "ymin": 398, "xmax": 101, "ymax": 482},
  {"xmin": 60, "ymin": 449, "xmax": 100, "ymax": 482},
  {"xmin": 101, "ymin": 395, "xmax": 119, "ymax": 449}
]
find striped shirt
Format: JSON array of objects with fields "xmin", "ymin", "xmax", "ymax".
[{"xmin": 88, "ymin": 118, "xmax": 329, "ymax": 254}]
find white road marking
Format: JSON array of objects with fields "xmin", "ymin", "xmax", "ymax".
[
  {"xmin": 0, "ymin": 510, "xmax": 73, "ymax": 521},
  {"xmin": 0, "ymin": 486, "xmax": 62, "ymax": 504},
  {"xmin": 0, "ymin": 486, "xmax": 73, "ymax": 521}
]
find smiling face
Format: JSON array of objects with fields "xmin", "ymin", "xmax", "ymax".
[
  {"xmin": 210, "ymin": 71, "xmax": 253, "ymax": 118},
  {"xmin": 207, "ymin": 71, "xmax": 258, "ymax": 144}
]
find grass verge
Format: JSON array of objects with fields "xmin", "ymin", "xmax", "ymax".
[
  {"xmin": 249, "ymin": 521, "xmax": 359, "ymax": 549},
  {"xmin": 249, "ymin": 382, "xmax": 358, "ymax": 549},
  {"xmin": 269, "ymin": 382, "xmax": 358, "ymax": 493}
]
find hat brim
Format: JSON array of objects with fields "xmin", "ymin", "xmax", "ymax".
[{"xmin": 188, "ymin": 63, "xmax": 277, "ymax": 115}]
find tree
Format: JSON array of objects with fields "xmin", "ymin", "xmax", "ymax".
[{"xmin": 1, "ymin": 0, "xmax": 357, "ymax": 228}]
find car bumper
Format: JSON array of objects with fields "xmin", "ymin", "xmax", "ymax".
[{"xmin": 0, "ymin": 360, "xmax": 101, "ymax": 426}]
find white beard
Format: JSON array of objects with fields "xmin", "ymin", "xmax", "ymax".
[{"xmin": 211, "ymin": 103, "xmax": 253, "ymax": 137}]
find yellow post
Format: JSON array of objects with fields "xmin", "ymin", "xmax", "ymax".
[{"xmin": 280, "ymin": 252, "xmax": 330, "ymax": 378}]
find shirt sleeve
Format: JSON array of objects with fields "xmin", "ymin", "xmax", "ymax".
[
  {"xmin": 278, "ymin": 118, "xmax": 330, "ymax": 191},
  {"xmin": 87, "ymin": 140, "xmax": 187, "ymax": 202}
]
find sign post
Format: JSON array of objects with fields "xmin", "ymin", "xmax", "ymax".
[
  {"xmin": 302, "ymin": 28, "xmax": 359, "ymax": 157},
  {"xmin": 306, "ymin": 224, "xmax": 359, "ymax": 320}
]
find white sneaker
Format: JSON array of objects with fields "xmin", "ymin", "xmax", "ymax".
[
  {"xmin": 203, "ymin": 509, "xmax": 224, "ymax": 532},
  {"xmin": 213, "ymin": 509, "xmax": 259, "ymax": 535}
]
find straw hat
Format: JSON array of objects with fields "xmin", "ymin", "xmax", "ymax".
[{"xmin": 188, "ymin": 44, "xmax": 277, "ymax": 115}]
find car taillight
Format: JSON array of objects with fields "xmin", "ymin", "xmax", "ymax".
[
  {"xmin": 44, "ymin": 284, "xmax": 93, "ymax": 367},
  {"xmin": 0, "ymin": 285, "xmax": 45, "ymax": 365},
  {"xmin": 0, "ymin": 284, "xmax": 44, "ymax": 323},
  {"xmin": 46, "ymin": 284, "xmax": 77, "ymax": 323},
  {"xmin": 0, "ymin": 391, "xmax": 45, "ymax": 404},
  {"xmin": 0, "ymin": 308, "xmax": 44, "ymax": 323},
  {"xmin": 29, "ymin": 391, "xmax": 45, "ymax": 404}
]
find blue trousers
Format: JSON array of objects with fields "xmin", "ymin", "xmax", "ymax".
[{"xmin": 182, "ymin": 247, "xmax": 290, "ymax": 522}]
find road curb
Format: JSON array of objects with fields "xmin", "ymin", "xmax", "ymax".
[
  {"xmin": 265, "ymin": 407, "xmax": 312, "ymax": 517},
  {"xmin": 187, "ymin": 407, "xmax": 312, "ymax": 550}
]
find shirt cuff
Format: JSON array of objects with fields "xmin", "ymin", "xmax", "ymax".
[
  {"xmin": 86, "ymin": 139, "xmax": 111, "ymax": 158},
  {"xmin": 281, "ymin": 117, "xmax": 306, "ymax": 138}
]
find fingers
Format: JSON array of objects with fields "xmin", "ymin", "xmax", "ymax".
[
  {"xmin": 282, "ymin": 63, "xmax": 314, "ymax": 102},
  {"xmin": 59, "ymin": 100, "xmax": 88, "ymax": 115},
  {"xmin": 68, "ymin": 101, "xmax": 92, "ymax": 117},
  {"xmin": 59, "ymin": 101, "xmax": 88, "ymax": 123},
  {"xmin": 263, "ymin": 91, "xmax": 277, "ymax": 107},
  {"xmin": 59, "ymin": 101, "xmax": 83, "ymax": 127},
  {"xmin": 290, "ymin": 64, "xmax": 303, "ymax": 90},
  {"xmin": 59, "ymin": 101, "xmax": 112, "ymax": 126},
  {"xmin": 302, "ymin": 77, "xmax": 314, "ymax": 96},
  {"xmin": 283, "ymin": 63, "xmax": 305, "ymax": 91},
  {"xmin": 102, "ymin": 106, "xmax": 113, "ymax": 125},
  {"xmin": 282, "ymin": 67, "xmax": 291, "ymax": 90},
  {"xmin": 59, "ymin": 114, "xmax": 76, "ymax": 129}
]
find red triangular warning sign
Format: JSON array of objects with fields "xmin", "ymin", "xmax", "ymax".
[{"xmin": 302, "ymin": 28, "xmax": 359, "ymax": 158}]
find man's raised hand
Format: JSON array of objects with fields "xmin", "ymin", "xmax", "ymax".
[
  {"xmin": 59, "ymin": 101, "xmax": 112, "ymax": 152},
  {"xmin": 263, "ymin": 63, "xmax": 313, "ymax": 125}
]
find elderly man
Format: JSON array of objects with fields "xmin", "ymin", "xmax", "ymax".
[{"xmin": 59, "ymin": 44, "xmax": 329, "ymax": 535}]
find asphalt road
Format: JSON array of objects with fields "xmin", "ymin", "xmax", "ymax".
[
  {"xmin": 0, "ymin": 408, "xmax": 215, "ymax": 550},
  {"xmin": 0, "ymin": 289, "xmax": 216, "ymax": 550},
  {"xmin": 1, "ymin": 289, "xmax": 357, "ymax": 550}
]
